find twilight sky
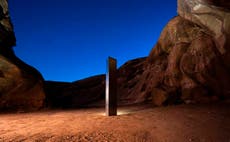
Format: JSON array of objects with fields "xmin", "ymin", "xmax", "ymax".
[{"xmin": 8, "ymin": 0, "xmax": 177, "ymax": 82}]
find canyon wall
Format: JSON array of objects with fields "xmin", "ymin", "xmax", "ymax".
[
  {"xmin": 1, "ymin": 0, "xmax": 229, "ymax": 110},
  {"xmin": 0, "ymin": 0, "xmax": 45, "ymax": 111}
]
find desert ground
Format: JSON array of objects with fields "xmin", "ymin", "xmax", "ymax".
[{"xmin": 0, "ymin": 101, "xmax": 230, "ymax": 142}]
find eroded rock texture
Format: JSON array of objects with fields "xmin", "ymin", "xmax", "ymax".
[
  {"xmin": 144, "ymin": 0, "xmax": 230, "ymax": 106},
  {"xmin": 146, "ymin": 16, "xmax": 230, "ymax": 105},
  {"xmin": 178, "ymin": 0, "xmax": 230, "ymax": 68},
  {"xmin": 0, "ymin": 0, "xmax": 45, "ymax": 111}
]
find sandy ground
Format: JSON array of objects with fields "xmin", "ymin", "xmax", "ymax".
[{"xmin": 0, "ymin": 102, "xmax": 230, "ymax": 142}]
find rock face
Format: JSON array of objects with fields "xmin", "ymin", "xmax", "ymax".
[
  {"xmin": 143, "ymin": 0, "xmax": 230, "ymax": 105},
  {"xmin": 0, "ymin": 0, "xmax": 45, "ymax": 111},
  {"xmin": 177, "ymin": 0, "xmax": 230, "ymax": 69},
  {"xmin": 0, "ymin": 0, "xmax": 15, "ymax": 49},
  {"xmin": 146, "ymin": 16, "xmax": 230, "ymax": 105},
  {"xmin": 117, "ymin": 57, "xmax": 149, "ymax": 104},
  {"xmin": 2, "ymin": 0, "xmax": 229, "ymax": 110}
]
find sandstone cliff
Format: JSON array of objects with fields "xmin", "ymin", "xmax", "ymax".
[
  {"xmin": 2, "ymin": 0, "xmax": 229, "ymax": 110},
  {"xmin": 0, "ymin": 0, "xmax": 45, "ymax": 111},
  {"xmin": 146, "ymin": 0, "xmax": 230, "ymax": 105}
]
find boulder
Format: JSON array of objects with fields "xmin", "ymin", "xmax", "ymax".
[{"xmin": 151, "ymin": 88, "xmax": 168, "ymax": 106}]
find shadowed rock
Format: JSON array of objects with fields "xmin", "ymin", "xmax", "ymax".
[
  {"xmin": 45, "ymin": 75, "xmax": 105, "ymax": 108},
  {"xmin": 0, "ymin": 0, "xmax": 45, "ymax": 111},
  {"xmin": 44, "ymin": 57, "xmax": 147, "ymax": 108},
  {"xmin": 0, "ymin": 0, "xmax": 15, "ymax": 49}
]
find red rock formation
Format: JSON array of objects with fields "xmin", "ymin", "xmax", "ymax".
[
  {"xmin": 146, "ymin": 16, "xmax": 230, "ymax": 105},
  {"xmin": 0, "ymin": 0, "xmax": 45, "ymax": 111},
  {"xmin": 145, "ymin": 0, "xmax": 230, "ymax": 105}
]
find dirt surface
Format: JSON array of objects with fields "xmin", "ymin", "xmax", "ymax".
[{"xmin": 0, "ymin": 102, "xmax": 230, "ymax": 142}]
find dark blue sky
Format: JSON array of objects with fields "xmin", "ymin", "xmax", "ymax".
[{"xmin": 8, "ymin": 0, "xmax": 177, "ymax": 82}]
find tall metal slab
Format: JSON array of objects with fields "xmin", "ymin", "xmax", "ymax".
[{"xmin": 106, "ymin": 57, "xmax": 117, "ymax": 116}]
